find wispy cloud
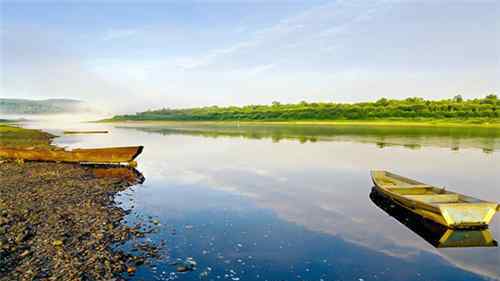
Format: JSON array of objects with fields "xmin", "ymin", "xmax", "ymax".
[
  {"xmin": 1, "ymin": 1, "xmax": 498, "ymax": 111},
  {"xmin": 102, "ymin": 28, "xmax": 139, "ymax": 41},
  {"xmin": 169, "ymin": 0, "xmax": 390, "ymax": 73},
  {"xmin": 174, "ymin": 40, "xmax": 258, "ymax": 70},
  {"xmin": 245, "ymin": 64, "xmax": 275, "ymax": 76}
]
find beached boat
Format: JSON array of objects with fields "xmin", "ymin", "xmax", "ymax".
[
  {"xmin": 370, "ymin": 189, "xmax": 497, "ymax": 248},
  {"xmin": 371, "ymin": 170, "xmax": 498, "ymax": 229},
  {"xmin": 0, "ymin": 146, "xmax": 143, "ymax": 166}
]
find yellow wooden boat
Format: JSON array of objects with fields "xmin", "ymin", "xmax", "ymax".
[
  {"xmin": 0, "ymin": 146, "xmax": 143, "ymax": 166},
  {"xmin": 370, "ymin": 189, "xmax": 497, "ymax": 248},
  {"xmin": 371, "ymin": 170, "xmax": 498, "ymax": 229}
]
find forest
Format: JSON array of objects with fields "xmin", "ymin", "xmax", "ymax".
[{"xmin": 110, "ymin": 95, "xmax": 500, "ymax": 122}]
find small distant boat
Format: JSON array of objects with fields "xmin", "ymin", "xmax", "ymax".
[
  {"xmin": 0, "ymin": 146, "xmax": 143, "ymax": 166},
  {"xmin": 64, "ymin": 130, "xmax": 109, "ymax": 134},
  {"xmin": 371, "ymin": 170, "xmax": 498, "ymax": 229}
]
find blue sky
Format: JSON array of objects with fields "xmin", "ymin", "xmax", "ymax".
[{"xmin": 1, "ymin": 1, "xmax": 499, "ymax": 113}]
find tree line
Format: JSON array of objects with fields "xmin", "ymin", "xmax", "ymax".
[
  {"xmin": 0, "ymin": 99, "xmax": 86, "ymax": 115},
  {"xmin": 111, "ymin": 95, "xmax": 499, "ymax": 122}
]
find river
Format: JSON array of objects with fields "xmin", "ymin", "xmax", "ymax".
[{"xmin": 21, "ymin": 121, "xmax": 500, "ymax": 281}]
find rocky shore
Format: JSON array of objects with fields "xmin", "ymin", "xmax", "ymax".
[{"xmin": 0, "ymin": 125, "xmax": 159, "ymax": 280}]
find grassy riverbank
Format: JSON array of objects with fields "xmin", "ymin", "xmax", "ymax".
[
  {"xmin": 0, "ymin": 124, "xmax": 55, "ymax": 148},
  {"xmin": 101, "ymin": 118, "xmax": 500, "ymax": 128},
  {"xmin": 0, "ymin": 125, "xmax": 159, "ymax": 280}
]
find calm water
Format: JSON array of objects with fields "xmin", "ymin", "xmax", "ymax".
[{"xmin": 23, "ymin": 122, "xmax": 500, "ymax": 281}]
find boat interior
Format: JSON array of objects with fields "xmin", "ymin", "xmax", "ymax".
[{"xmin": 373, "ymin": 171, "xmax": 483, "ymax": 205}]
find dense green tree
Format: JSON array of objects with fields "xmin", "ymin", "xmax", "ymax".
[
  {"xmin": 453, "ymin": 95, "xmax": 463, "ymax": 102},
  {"xmin": 111, "ymin": 95, "xmax": 500, "ymax": 122}
]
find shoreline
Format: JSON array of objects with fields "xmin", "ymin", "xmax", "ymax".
[
  {"xmin": 0, "ymin": 125, "xmax": 160, "ymax": 280},
  {"xmin": 99, "ymin": 119, "xmax": 500, "ymax": 129}
]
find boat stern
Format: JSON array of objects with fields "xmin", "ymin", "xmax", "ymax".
[{"xmin": 439, "ymin": 203, "xmax": 498, "ymax": 229}]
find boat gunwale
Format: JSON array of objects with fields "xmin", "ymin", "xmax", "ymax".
[
  {"xmin": 0, "ymin": 145, "xmax": 144, "ymax": 164},
  {"xmin": 58, "ymin": 145, "xmax": 144, "ymax": 160}
]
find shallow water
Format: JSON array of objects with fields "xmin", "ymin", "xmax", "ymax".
[{"xmin": 22, "ymin": 122, "xmax": 500, "ymax": 281}]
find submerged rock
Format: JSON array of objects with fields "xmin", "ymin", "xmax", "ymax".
[
  {"xmin": 127, "ymin": 266, "xmax": 136, "ymax": 275},
  {"xmin": 174, "ymin": 257, "xmax": 197, "ymax": 272}
]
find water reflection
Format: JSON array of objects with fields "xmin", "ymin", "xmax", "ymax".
[
  {"xmin": 370, "ymin": 189, "xmax": 498, "ymax": 248},
  {"xmin": 19, "ymin": 121, "xmax": 500, "ymax": 280},
  {"xmin": 88, "ymin": 165, "xmax": 145, "ymax": 184},
  {"xmin": 118, "ymin": 123, "xmax": 500, "ymax": 153}
]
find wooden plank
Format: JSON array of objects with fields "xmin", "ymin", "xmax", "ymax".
[
  {"xmin": 64, "ymin": 130, "xmax": 109, "ymax": 134},
  {"xmin": 404, "ymin": 194, "xmax": 461, "ymax": 204},
  {"xmin": 389, "ymin": 187, "xmax": 437, "ymax": 195}
]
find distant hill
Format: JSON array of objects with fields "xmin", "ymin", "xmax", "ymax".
[{"xmin": 0, "ymin": 98, "xmax": 93, "ymax": 114}]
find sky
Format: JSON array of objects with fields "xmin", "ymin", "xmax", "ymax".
[{"xmin": 1, "ymin": 0, "xmax": 499, "ymax": 113}]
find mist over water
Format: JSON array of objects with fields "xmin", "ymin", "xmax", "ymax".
[{"xmin": 0, "ymin": 113, "xmax": 111, "ymax": 125}]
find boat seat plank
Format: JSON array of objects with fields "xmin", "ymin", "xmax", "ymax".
[
  {"xmin": 387, "ymin": 185, "xmax": 434, "ymax": 189},
  {"xmin": 404, "ymin": 194, "xmax": 461, "ymax": 204},
  {"xmin": 389, "ymin": 187, "xmax": 439, "ymax": 195}
]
